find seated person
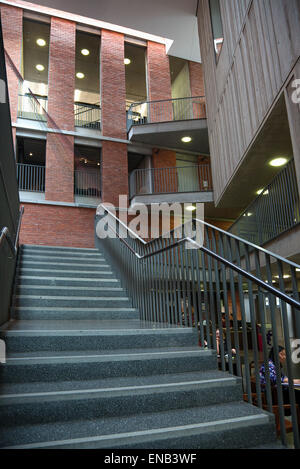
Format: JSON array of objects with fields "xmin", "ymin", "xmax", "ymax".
[{"xmin": 259, "ymin": 346, "xmax": 300, "ymax": 404}]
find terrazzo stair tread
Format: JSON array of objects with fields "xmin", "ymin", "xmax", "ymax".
[
  {"xmin": 0, "ymin": 369, "xmax": 237, "ymax": 395},
  {"xmin": 21, "ymin": 245, "xmax": 99, "ymax": 253},
  {"xmin": 0, "ymin": 319, "xmax": 161, "ymax": 331},
  {"xmin": 0, "ymin": 348, "xmax": 216, "ymax": 383},
  {"xmin": 0, "ymin": 402, "xmax": 276, "ymax": 449},
  {"xmin": 21, "ymin": 252, "xmax": 105, "ymax": 260},
  {"xmin": 0, "ymin": 375, "xmax": 243, "ymax": 427},
  {"xmin": 2, "ymin": 326, "xmax": 199, "ymax": 352},
  {"xmin": 18, "ymin": 261, "xmax": 111, "ymax": 270},
  {"xmin": 17, "ymin": 268, "xmax": 115, "ymax": 278},
  {"xmin": 15, "ymin": 285, "xmax": 127, "ymax": 297},
  {"xmin": 15, "ymin": 276, "xmax": 120, "ymax": 287},
  {"xmin": 10, "ymin": 306, "xmax": 138, "ymax": 321},
  {"xmin": 250, "ymin": 442, "xmax": 287, "ymax": 449},
  {"xmin": 12, "ymin": 295, "xmax": 133, "ymax": 308}
]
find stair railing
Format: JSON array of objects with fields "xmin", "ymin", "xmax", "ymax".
[
  {"xmin": 0, "ymin": 206, "xmax": 24, "ymax": 257},
  {"xmin": 96, "ymin": 204, "xmax": 300, "ymax": 448}
]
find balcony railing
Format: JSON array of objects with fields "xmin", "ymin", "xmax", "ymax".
[
  {"xmin": 17, "ymin": 95, "xmax": 48, "ymax": 121},
  {"xmin": 17, "ymin": 163, "xmax": 45, "ymax": 192},
  {"xmin": 74, "ymin": 169, "xmax": 101, "ymax": 198},
  {"xmin": 127, "ymin": 96, "xmax": 206, "ymax": 131},
  {"xmin": 229, "ymin": 160, "xmax": 300, "ymax": 246},
  {"xmin": 74, "ymin": 103, "xmax": 101, "ymax": 129},
  {"xmin": 130, "ymin": 164, "xmax": 212, "ymax": 199}
]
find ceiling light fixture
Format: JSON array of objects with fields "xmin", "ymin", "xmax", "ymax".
[
  {"xmin": 185, "ymin": 205, "xmax": 196, "ymax": 212},
  {"xmin": 181, "ymin": 136, "xmax": 192, "ymax": 143},
  {"xmin": 124, "ymin": 58, "xmax": 131, "ymax": 65},
  {"xmin": 76, "ymin": 72, "xmax": 85, "ymax": 79},
  {"xmin": 269, "ymin": 157, "xmax": 288, "ymax": 167},
  {"xmin": 36, "ymin": 38, "xmax": 46, "ymax": 47},
  {"xmin": 257, "ymin": 189, "xmax": 269, "ymax": 196},
  {"xmin": 81, "ymin": 49, "xmax": 90, "ymax": 56},
  {"xmin": 36, "ymin": 64, "xmax": 45, "ymax": 71}
]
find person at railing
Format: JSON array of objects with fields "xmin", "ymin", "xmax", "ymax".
[{"xmin": 259, "ymin": 346, "xmax": 300, "ymax": 405}]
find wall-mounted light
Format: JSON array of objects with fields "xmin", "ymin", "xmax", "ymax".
[
  {"xmin": 124, "ymin": 58, "xmax": 131, "ymax": 65},
  {"xmin": 256, "ymin": 189, "xmax": 269, "ymax": 196}
]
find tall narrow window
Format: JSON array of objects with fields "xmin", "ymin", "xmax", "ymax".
[{"xmin": 209, "ymin": 0, "xmax": 224, "ymax": 60}]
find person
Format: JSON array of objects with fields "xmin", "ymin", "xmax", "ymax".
[
  {"xmin": 259, "ymin": 346, "xmax": 300, "ymax": 405},
  {"xmin": 216, "ymin": 328, "xmax": 236, "ymax": 358}
]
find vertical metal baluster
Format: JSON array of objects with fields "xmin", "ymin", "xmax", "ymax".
[
  {"xmin": 184, "ymin": 247, "xmax": 193, "ymax": 327},
  {"xmin": 277, "ymin": 260, "xmax": 300, "ymax": 448},
  {"xmin": 193, "ymin": 242, "xmax": 205, "ymax": 347},
  {"xmin": 265, "ymin": 253, "xmax": 287, "ymax": 446},
  {"xmin": 179, "ymin": 242, "xmax": 188, "ymax": 327},
  {"xmin": 211, "ymin": 228, "xmax": 225, "ymax": 370}
]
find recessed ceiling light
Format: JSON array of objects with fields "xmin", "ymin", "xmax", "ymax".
[
  {"xmin": 97, "ymin": 162, "xmax": 100, "ymax": 166},
  {"xmin": 257, "ymin": 189, "xmax": 269, "ymax": 196},
  {"xmin": 181, "ymin": 136, "xmax": 192, "ymax": 143},
  {"xmin": 36, "ymin": 64, "xmax": 45, "ymax": 71},
  {"xmin": 124, "ymin": 58, "xmax": 131, "ymax": 65},
  {"xmin": 81, "ymin": 49, "xmax": 90, "ymax": 56},
  {"xmin": 36, "ymin": 38, "xmax": 46, "ymax": 47},
  {"xmin": 29, "ymin": 152, "xmax": 33, "ymax": 156},
  {"xmin": 76, "ymin": 72, "xmax": 85, "ymax": 79},
  {"xmin": 269, "ymin": 157, "xmax": 288, "ymax": 167},
  {"xmin": 185, "ymin": 205, "xmax": 196, "ymax": 212}
]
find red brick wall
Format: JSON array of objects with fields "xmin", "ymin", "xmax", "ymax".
[
  {"xmin": 101, "ymin": 141, "xmax": 128, "ymax": 206},
  {"xmin": 19, "ymin": 203, "xmax": 96, "ymax": 248},
  {"xmin": 1, "ymin": 4, "xmax": 23, "ymax": 133},
  {"xmin": 100, "ymin": 30, "xmax": 127, "ymax": 205},
  {"xmin": 45, "ymin": 133, "xmax": 75, "ymax": 202},
  {"xmin": 147, "ymin": 41, "xmax": 172, "ymax": 122},
  {"xmin": 101, "ymin": 29, "xmax": 126, "ymax": 139},
  {"xmin": 188, "ymin": 62, "xmax": 206, "ymax": 118},
  {"xmin": 45, "ymin": 17, "xmax": 76, "ymax": 202}
]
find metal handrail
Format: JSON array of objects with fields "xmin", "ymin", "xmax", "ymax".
[
  {"xmin": 99, "ymin": 204, "xmax": 300, "ymax": 270},
  {"xmin": 97, "ymin": 204, "xmax": 300, "ymax": 447},
  {"xmin": 128, "ymin": 95, "xmax": 206, "ymax": 108},
  {"xmin": 0, "ymin": 206, "xmax": 24, "ymax": 257},
  {"xmin": 103, "ymin": 209, "xmax": 300, "ymax": 310}
]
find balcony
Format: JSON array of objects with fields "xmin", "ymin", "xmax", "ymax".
[
  {"xmin": 127, "ymin": 96, "xmax": 209, "ymax": 154},
  {"xmin": 17, "ymin": 163, "xmax": 45, "ymax": 192},
  {"xmin": 229, "ymin": 160, "xmax": 300, "ymax": 246},
  {"xmin": 74, "ymin": 103, "xmax": 101, "ymax": 130},
  {"xmin": 129, "ymin": 164, "xmax": 213, "ymax": 205},
  {"xmin": 17, "ymin": 95, "xmax": 47, "ymax": 121},
  {"xmin": 74, "ymin": 169, "xmax": 101, "ymax": 204}
]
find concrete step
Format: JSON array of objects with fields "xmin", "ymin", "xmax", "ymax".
[
  {"xmin": 0, "ymin": 401, "xmax": 276, "ymax": 449},
  {"xmin": 0, "ymin": 372, "xmax": 242, "ymax": 427},
  {"xmin": 12, "ymin": 295, "xmax": 133, "ymax": 308},
  {"xmin": 10, "ymin": 306, "xmax": 138, "ymax": 321},
  {"xmin": 0, "ymin": 348, "xmax": 216, "ymax": 383},
  {"xmin": 18, "ymin": 261, "xmax": 111, "ymax": 271},
  {"xmin": 21, "ymin": 251, "xmax": 104, "ymax": 259},
  {"xmin": 1, "ymin": 326, "xmax": 198, "ymax": 353},
  {"xmin": 17, "ymin": 268, "xmax": 115, "ymax": 278},
  {"xmin": 15, "ymin": 276, "xmax": 120, "ymax": 288},
  {"xmin": 15, "ymin": 285, "xmax": 127, "ymax": 297},
  {"xmin": 20, "ymin": 255, "xmax": 106, "ymax": 265},
  {"xmin": 21, "ymin": 245, "xmax": 99, "ymax": 254}
]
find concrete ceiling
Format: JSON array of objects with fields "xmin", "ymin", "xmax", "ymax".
[{"xmin": 19, "ymin": 0, "xmax": 201, "ymax": 62}]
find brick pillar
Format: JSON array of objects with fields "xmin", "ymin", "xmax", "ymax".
[
  {"xmin": 1, "ymin": 5, "xmax": 23, "ymax": 146},
  {"xmin": 188, "ymin": 61, "xmax": 206, "ymax": 118},
  {"xmin": 45, "ymin": 17, "xmax": 76, "ymax": 202},
  {"xmin": 147, "ymin": 41, "xmax": 172, "ymax": 122},
  {"xmin": 100, "ymin": 29, "xmax": 127, "ymax": 206}
]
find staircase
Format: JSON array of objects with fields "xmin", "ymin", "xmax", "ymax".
[{"xmin": 0, "ymin": 244, "xmax": 280, "ymax": 449}]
